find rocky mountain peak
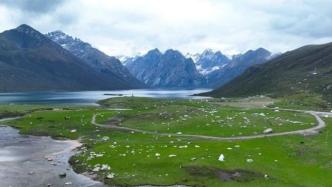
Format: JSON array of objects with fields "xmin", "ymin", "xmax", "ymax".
[
  {"xmin": 5, "ymin": 24, "xmax": 49, "ymax": 47},
  {"xmin": 146, "ymin": 48, "xmax": 162, "ymax": 56},
  {"xmin": 164, "ymin": 49, "xmax": 184, "ymax": 59},
  {"xmin": 46, "ymin": 30, "xmax": 144, "ymax": 88},
  {"xmin": 0, "ymin": 24, "xmax": 142, "ymax": 91},
  {"xmin": 234, "ymin": 48, "xmax": 271, "ymax": 62},
  {"xmin": 201, "ymin": 49, "xmax": 215, "ymax": 56},
  {"xmin": 46, "ymin": 31, "xmax": 90, "ymax": 52},
  {"xmin": 195, "ymin": 49, "xmax": 230, "ymax": 75},
  {"xmin": 15, "ymin": 24, "xmax": 39, "ymax": 35},
  {"xmin": 125, "ymin": 49, "xmax": 206, "ymax": 88}
]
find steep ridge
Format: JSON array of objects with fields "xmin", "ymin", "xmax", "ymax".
[
  {"xmin": 0, "ymin": 24, "xmax": 137, "ymax": 91},
  {"xmin": 202, "ymin": 42, "xmax": 332, "ymax": 102}
]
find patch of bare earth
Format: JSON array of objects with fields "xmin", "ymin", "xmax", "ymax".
[{"xmin": 185, "ymin": 166, "xmax": 265, "ymax": 182}]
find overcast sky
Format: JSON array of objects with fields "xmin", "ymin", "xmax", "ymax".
[{"xmin": 1, "ymin": 0, "xmax": 332, "ymax": 56}]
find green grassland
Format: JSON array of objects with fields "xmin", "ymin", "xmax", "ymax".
[
  {"xmin": 1, "ymin": 97, "xmax": 332, "ymax": 187},
  {"xmin": 97, "ymin": 97, "xmax": 315, "ymax": 137},
  {"xmin": 271, "ymin": 93, "xmax": 332, "ymax": 111},
  {"xmin": 0, "ymin": 104, "xmax": 50, "ymax": 118}
]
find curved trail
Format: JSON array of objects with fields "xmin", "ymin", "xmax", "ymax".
[{"xmin": 91, "ymin": 110, "xmax": 331, "ymax": 141}]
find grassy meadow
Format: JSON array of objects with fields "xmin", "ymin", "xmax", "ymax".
[{"xmin": 1, "ymin": 97, "xmax": 331, "ymax": 187}]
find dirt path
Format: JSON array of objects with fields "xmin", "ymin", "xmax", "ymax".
[{"xmin": 91, "ymin": 110, "xmax": 331, "ymax": 141}]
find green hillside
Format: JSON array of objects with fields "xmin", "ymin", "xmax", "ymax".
[{"xmin": 202, "ymin": 42, "xmax": 332, "ymax": 108}]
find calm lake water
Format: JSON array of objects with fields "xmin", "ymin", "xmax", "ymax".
[{"xmin": 0, "ymin": 89, "xmax": 211, "ymax": 105}]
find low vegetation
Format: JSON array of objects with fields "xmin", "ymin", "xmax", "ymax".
[
  {"xmin": 1, "ymin": 97, "xmax": 332, "ymax": 187},
  {"xmin": 271, "ymin": 93, "xmax": 332, "ymax": 111},
  {"xmin": 202, "ymin": 43, "xmax": 332, "ymax": 112}
]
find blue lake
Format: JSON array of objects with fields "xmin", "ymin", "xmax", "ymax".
[{"xmin": 0, "ymin": 89, "xmax": 211, "ymax": 105}]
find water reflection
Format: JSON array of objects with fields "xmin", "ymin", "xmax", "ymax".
[{"xmin": 0, "ymin": 89, "xmax": 210, "ymax": 105}]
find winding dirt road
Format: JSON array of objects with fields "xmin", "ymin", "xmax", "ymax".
[{"xmin": 91, "ymin": 110, "xmax": 332, "ymax": 141}]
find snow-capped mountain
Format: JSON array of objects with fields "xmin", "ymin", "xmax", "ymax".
[
  {"xmin": 117, "ymin": 55, "xmax": 133, "ymax": 64},
  {"xmin": 46, "ymin": 31, "xmax": 272, "ymax": 90},
  {"xmin": 124, "ymin": 49, "xmax": 206, "ymax": 88},
  {"xmin": 203, "ymin": 43, "xmax": 332, "ymax": 101},
  {"xmin": 122, "ymin": 47, "xmax": 272, "ymax": 89},
  {"xmin": 185, "ymin": 53, "xmax": 200, "ymax": 63},
  {"xmin": 193, "ymin": 49, "xmax": 231, "ymax": 75},
  {"xmin": 46, "ymin": 31, "xmax": 144, "ymax": 88},
  {"xmin": 206, "ymin": 48, "xmax": 272, "ymax": 87}
]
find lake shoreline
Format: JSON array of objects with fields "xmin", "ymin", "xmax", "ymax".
[
  {"xmin": 0, "ymin": 116, "xmax": 104, "ymax": 187},
  {"xmin": 0, "ymin": 89, "xmax": 211, "ymax": 105}
]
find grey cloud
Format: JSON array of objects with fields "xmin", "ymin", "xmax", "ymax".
[
  {"xmin": 1, "ymin": 0, "xmax": 331, "ymax": 56},
  {"xmin": 55, "ymin": 13, "xmax": 78, "ymax": 26},
  {"xmin": 0, "ymin": 0, "xmax": 65, "ymax": 14},
  {"xmin": 271, "ymin": 12, "xmax": 332, "ymax": 38},
  {"xmin": 191, "ymin": 34, "xmax": 207, "ymax": 42}
]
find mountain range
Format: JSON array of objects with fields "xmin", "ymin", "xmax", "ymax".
[
  {"xmin": 203, "ymin": 48, "xmax": 272, "ymax": 88},
  {"xmin": 0, "ymin": 24, "xmax": 276, "ymax": 92},
  {"xmin": 203, "ymin": 42, "xmax": 332, "ymax": 102},
  {"xmin": 124, "ymin": 49, "xmax": 206, "ymax": 88},
  {"xmin": 124, "ymin": 48, "xmax": 272, "ymax": 88},
  {"xmin": 6, "ymin": 23, "xmax": 329, "ymax": 98},
  {"xmin": 192, "ymin": 49, "xmax": 230, "ymax": 75},
  {"xmin": 0, "ymin": 24, "xmax": 143, "ymax": 92},
  {"xmin": 45, "ymin": 31, "xmax": 143, "ymax": 88}
]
